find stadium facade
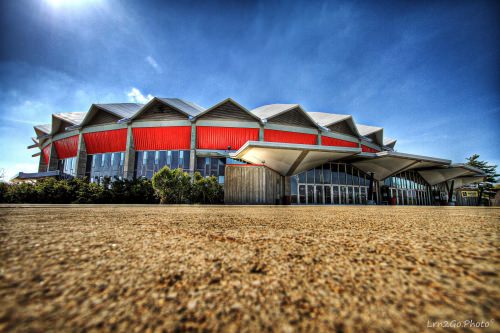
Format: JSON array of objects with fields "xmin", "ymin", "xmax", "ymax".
[{"xmin": 25, "ymin": 97, "xmax": 485, "ymax": 205}]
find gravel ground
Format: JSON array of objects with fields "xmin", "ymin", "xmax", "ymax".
[{"xmin": 0, "ymin": 205, "xmax": 499, "ymax": 333}]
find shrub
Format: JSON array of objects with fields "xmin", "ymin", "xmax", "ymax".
[
  {"xmin": 152, "ymin": 167, "xmax": 192, "ymax": 204},
  {"xmin": 190, "ymin": 172, "xmax": 224, "ymax": 204},
  {"xmin": 0, "ymin": 182, "xmax": 8, "ymax": 203},
  {"xmin": 5, "ymin": 182, "xmax": 38, "ymax": 203}
]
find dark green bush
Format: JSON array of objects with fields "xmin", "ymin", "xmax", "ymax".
[
  {"xmin": 152, "ymin": 167, "xmax": 192, "ymax": 204},
  {"xmin": 190, "ymin": 172, "xmax": 224, "ymax": 204},
  {"xmin": 2, "ymin": 170, "xmax": 222, "ymax": 205}
]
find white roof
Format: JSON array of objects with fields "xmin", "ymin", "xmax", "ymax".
[
  {"xmin": 251, "ymin": 104, "xmax": 299, "ymax": 120},
  {"xmin": 53, "ymin": 112, "xmax": 87, "ymax": 125},
  {"xmin": 157, "ymin": 98, "xmax": 205, "ymax": 117},
  {"xmin": 34, "ymin": 124, "xmax": 51, "ymax": 134},
  {"xmin": 95, "ymin": 103, "xmax": 144, "ymax": 119},
  {"xmin": 383, "ymin": 137, "xmax": 397, "ymax": 146},
  {"xmin": 307, "ymin": 112, "xmax": 351, "ymax": 126},
  {"xmin": 356, "ymin": 124, "xmax": 383, "ymax": 136}
]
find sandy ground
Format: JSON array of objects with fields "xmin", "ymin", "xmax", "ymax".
[{"xmin": 0, "ymin": 205, "xmax": 498, "ymax": 333}]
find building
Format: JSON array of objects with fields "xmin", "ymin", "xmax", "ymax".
[{"xmin": 26, "ymin": 97, "xmax": 485, "ymax": 205}]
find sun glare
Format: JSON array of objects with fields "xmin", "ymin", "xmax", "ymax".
[{"xmin": 46, "ymin": 0, "xmax": 101, "ymax": 8}]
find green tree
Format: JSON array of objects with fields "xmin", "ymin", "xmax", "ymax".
[
  {"xmin": 152, "ymin": 167, "xmax": 192, "ymax": 204},
  {"xmin": 191, "ymin": 173, "xmax": 224, "ymax": 204},
  {"xmin": 466, "ymin": 154, "xmax": 498, "ymax": 183}
]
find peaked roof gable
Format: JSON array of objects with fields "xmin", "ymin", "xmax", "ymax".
[
  {"xmin": 129, "ymin": 97, "xmax": 204, "ymax": 121},
  {"xmin": 308, "ymin": 112, "xmax": 360, "ymax": 137},
  {"xmin": 51, "ymin": 112, "xmax": 86, "ymax": 135},
  {"xmin": 356, "ymin": 123, "xmax": 384, "ymax": 146},
  {"xmin": 251, "ymin": 104, "xmax": 320, "ymax": 129},
  {"xmin": 194, "ymin": 98, "xmax": 261, "ymax": 122},
  {"xmin": 79, "ymin": 103, "xmax": 142, "ymax": 127}
]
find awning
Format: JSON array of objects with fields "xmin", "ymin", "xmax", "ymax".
[
  {"xmin": 417, "ymin": 164, "xmax": 484, "ymax": 186},
  {"xmin": 352, "ymin": 151, "xmax": 451, "ymax": 181},
  {"xmin": 448, "ymin": 175, "xmax": 485, "ymax": 189},
  {"xmin": 10, "ymin": 171, "xmax": 67, "ymax": 182},
  {"xmin": 230, "ymin": 141, "xmax": 361, "ymax": 176}
]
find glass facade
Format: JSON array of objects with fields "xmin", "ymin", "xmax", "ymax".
[
  {"xmin": 196, "ymin": 157, "xmax": 227, "ymax": 184},
  {"xmin": 291, "ymin": 162, "xmax": 376, "ymax": 204},
  {"xmin": 382, "ymin": 170, "xmax": 431, "ymax": 205},
  {"xmin": 135, "ymin": 150, "xmax": 190, "ymax": 179},
  {"xmin": 58, "ymin": 157, "xmax": 77, "ymax": 177},
  {"xmin": 87, "ymin": 152, "xmax": 125, "ymax": 183}
]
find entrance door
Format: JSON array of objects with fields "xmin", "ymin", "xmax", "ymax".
[
  {"xmin": 299, "ymin": 185, "xmax": 306, "ymax": 204},
  {"xmin": 332, "ymin": 186, "xmax": 340, "ymax": 204},
  {"xmin": 307, "ymin": 185, "xmax": 314, "ymax": 204},
  {"xmin": 324, "ymin": 185, "xmax": 332, "ymax": 204},
  {"xmin": 315, "ymin": 186, "xmax": 323, "ymax": 204},
  {"xmin": 340, "ymin": 186, "xmax": 347, "ymax": 204},
  {"xmin": 347, "ymin": 186, "xmax": 354, "ymax": 204}
]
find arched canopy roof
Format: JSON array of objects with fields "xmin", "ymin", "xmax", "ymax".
[
  {"xmin": 417, "ymin": 164, "xmax": 485, "ymax": 186},
  {"xmin": 230, "ymin": 141, "xmax": 361, "ymax": 176},
  {"xmin": 352, "ymin": 151, "xmax": 451, "ymax": 181}
]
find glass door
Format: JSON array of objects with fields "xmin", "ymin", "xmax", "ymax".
[
  {"xmin": 299, "ymin": 185, "xmax": 306, "ymax": 204},
  {"xmin": 347, "ymin": 186, "xmax": 354, "ymax": 204},
  {"xmin": 340, "ymin": 186, "xmax": 347, "ymax": 204},
  {"xmin": 333, "ymin": 186, "xmax": 340, "ymax": 204},
  {"xmin": 307, "ymin": 185, "xmax": 314, "ymax": 204},
  {"xmin": 315, "ymin": 186, "xmax": 323, "ymax": 204},
  {"xmin": 324, "ymin": 185, "xmax": 332, "ymax": 204}
]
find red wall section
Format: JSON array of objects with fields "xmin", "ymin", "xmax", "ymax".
[
  {"xmin": 53, "ymin": 135, "xmax": 79, "ymax": 159},
  {"xmin": 264, "ymin": 129, "xmax": 317, "ymax": 145},
  {"xmin": 196, "ymin": 126, "xmax": 259, "ymax": 150},
  {"xmin": 133, "ymin": 127, "xmax": 191, "ymax": 151},
  {"xmin": 321, "ymin": 136, "xmax": 358, "ymax": 148},
  {"xmin": 361, "ymin": 145, "xmax": 379, "ymax": 153},
  {"xmin": 83, "ymin": 129, "xmax": 127, "ymax": 154},
  {"xmin": 42, "ymin": 144, "xmax": 51, "ymax": 164}
]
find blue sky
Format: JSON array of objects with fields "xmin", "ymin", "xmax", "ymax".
[{"xmin": 0, "ymin": 0, "xmax": 498, "ymax": 179}]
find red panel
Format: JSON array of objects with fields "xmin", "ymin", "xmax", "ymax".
[
  {"xmin": 264, "ymin": 129, "xmax": 317, "ymax": 145},
  {"xmin": 362, "ymin": 145, "xmax": 379, "ymax": 153},
  {"xmin": 321, "ymin": 136, "xmax": 358, "ymax": 148},
  {"xmin": 133, "ymin": 127, "xmax": 191, "ymax": 151},
  {"xmin": 83, "ymin": 129, "xmax": 127, "ymax": 154},
  {"xmin": 42, "ymin": 144, "xmax": 51, "ymax": 164},
  {"xmin": 54, "ymin": 135, "xmax": 79, "ymax": 159},
  {"xmin": 197, "ymin": 126, "xmax": 259, "ymax": 150}
]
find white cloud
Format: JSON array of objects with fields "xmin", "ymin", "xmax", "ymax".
[
  {"xmin": 127, "ymin": 88, "xmax": 153, "ymax": 104},
  {"xmin": 145, "ymin": 56, "xmax": 162, "ymax": 73},
  {"xmin": 0, "ymin": 162, "xmax": 38, "ymax": 182}
]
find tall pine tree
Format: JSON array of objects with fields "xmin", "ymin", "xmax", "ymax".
[{"xmin": 466, "ymin": 154, "xmax": 498, "ymax": 183}]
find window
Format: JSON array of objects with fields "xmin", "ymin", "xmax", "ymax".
[
  {"xmin": 155, "ymin": 151, "xmax": 160, "ymax": 165},
  {"xmin": 101, "ymin": 154, "xmax": 105, "ymax": 167}
]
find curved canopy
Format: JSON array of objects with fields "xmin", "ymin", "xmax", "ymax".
[
  {"xmin": 230, "ymin": 141, "xmax": 360, "ymax": 176},
  {"xmin": 352, "ymin": 151, "xmax": 451, "ymax": 181}
]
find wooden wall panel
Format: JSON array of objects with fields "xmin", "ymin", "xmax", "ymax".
[{"xmin": 224, "ymin": 165, "xmax": 283, "ymax": 204}]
